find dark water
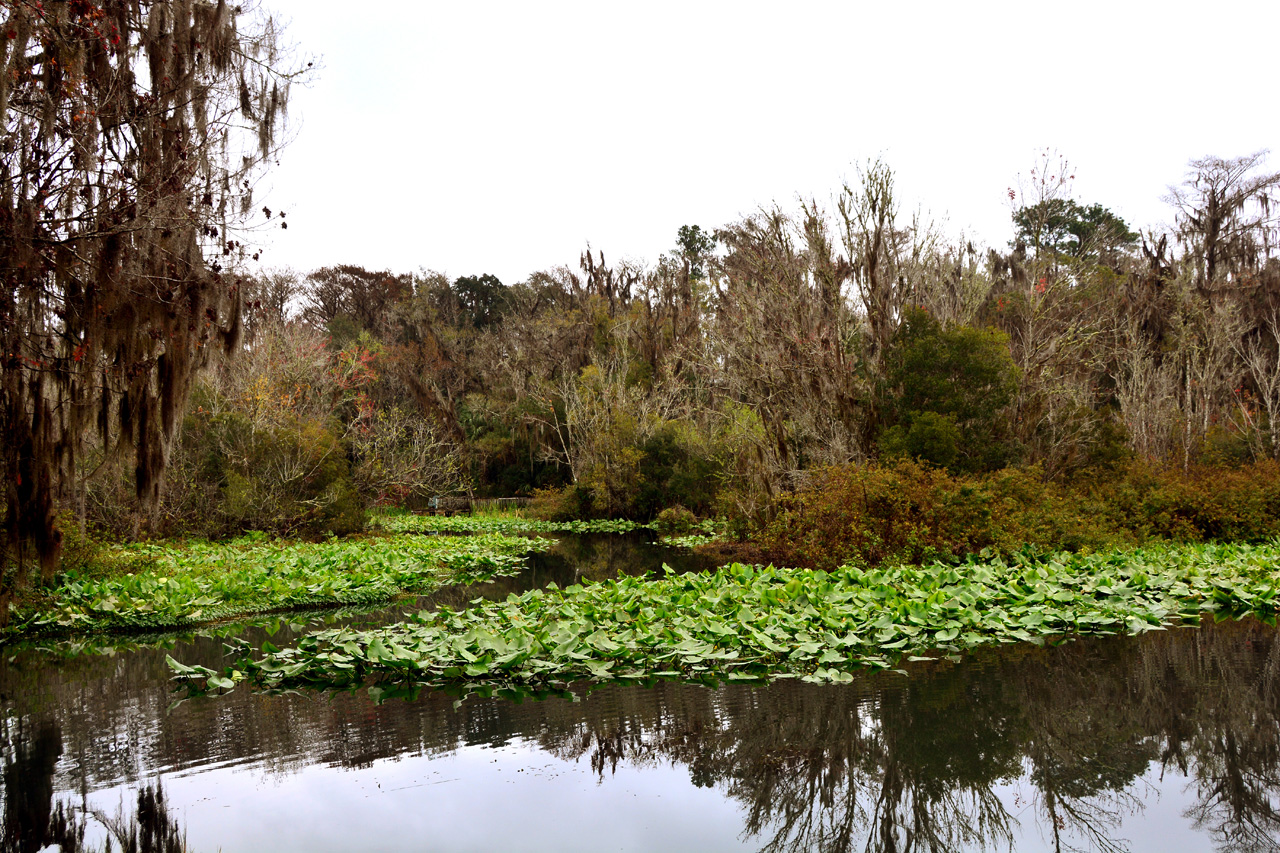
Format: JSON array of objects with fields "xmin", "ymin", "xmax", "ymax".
[{"xmin": 3, "ymin": 534, "xmax": 1280, "ymax": 852}]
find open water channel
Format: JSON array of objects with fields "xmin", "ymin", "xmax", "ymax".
[{"xmin": 3, "ymin": 532, "xmax": 1280, "ymax": 852}]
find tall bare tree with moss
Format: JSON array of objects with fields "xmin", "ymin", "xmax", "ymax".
[
  {"xmin": 1167, "ymin": 152, "xmax": 1280, "ymax": 287},
  {"xmin": 0, "ymin": 0, "xmax": 307, "ymax": 604}
]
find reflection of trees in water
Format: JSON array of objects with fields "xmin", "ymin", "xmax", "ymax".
[
  {"xmin": 526, "ymin": 532, "xmax": 719, "ymax": 585},
  {"xmin": 0, "ymin": 717, "xmax": 183, "ymax": 853},
  {"xmin": 418, "ymin": 532, "xmax": 716, "ymax": 612},
  {"xmin": 1016, "ymin": 643, "xmax": 1155, "ymax": 853},
  {"xmin": 704, "ymin": 679, "xmax": 1022, "ymax": 853},
  {"xmin": 542, "ymin": 623, "xmax": 1280, "ymax": 853},
  {"xmin": 1, "ymin": 717, "xmax": 82, "ymax": 853},
  {"xmin": 1177, "ymin": 625, "xmax": 1280, "ymax": 853},
  {"xmin": 89, "ymin": 782, "xmax": 185, "ymax": 853},
  {"xmin": 5, "ymin": 620, "xmax": 1280, "ymax": 852}
]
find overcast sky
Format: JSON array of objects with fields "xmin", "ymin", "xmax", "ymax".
[{"xmin": 254, "ymin": 0, "xmax": 1280, "ymax": 285}]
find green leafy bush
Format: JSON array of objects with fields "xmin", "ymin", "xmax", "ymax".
[
  {"xmin": 755, "ymin": 458, "xmax": 1280, "ymax": 572},
  {"xmin": 654, "ymin": 505, "xmax": 698, "ymax": 535},
  {"xmin": 632, "ymin": 425, "xmax": 722, "ymax": 519},
  {"xmin": 879, "ymin": 308, "xmax": 1022, "ymax": 473},
  {"xmin": 185, "ymin": 409, "xmax": 365, "ymax": 537},
  {"xmin": 527, "ymin": 484, "xmax": 594, "ymax": 522},
  {"xmin": 1096, "ymin": 461, "xmax": 1280, "ymax": 543}
]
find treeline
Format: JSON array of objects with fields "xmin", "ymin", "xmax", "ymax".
[{"xmin": 81, "ymin": 153, "xmax": 1280, "ymax": 541}]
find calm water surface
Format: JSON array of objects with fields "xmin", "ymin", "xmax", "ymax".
[{"xmin": 3, "ymin": 533, "xmax": 1280, "ymax": 852}]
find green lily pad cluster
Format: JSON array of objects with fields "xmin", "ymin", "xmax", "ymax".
[
  {"xmin": 185, "ymin": 541, "xmax": 1280, "ymax": 696},
  {"xmin": 374, "ymin": 515, "xmax": 649, "ymax": 535},
  {"xmin": 660, "ymin": 533, "xmax": 722, "ymax": 549},
  {"xmin": 4, "ymin": 533, "xmax": 551, "ymax": 640}
]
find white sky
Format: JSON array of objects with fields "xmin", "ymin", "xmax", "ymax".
[{"xmin": 254, "ymin": 0, "xmax": 1280, "ymax": 285}]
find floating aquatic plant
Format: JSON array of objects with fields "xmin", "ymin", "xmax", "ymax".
[
  {"xmin": 374, "ymin": 515, "xmax": 649, "ymax": 535},
  {"xmin": 5, "ymin": 533, "xmax": 551, "ymax": 640},
  {"xmin": 173, "ymin": 541, "xmax": 1280, "ymax": 698}
]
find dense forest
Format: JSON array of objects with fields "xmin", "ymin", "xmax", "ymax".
[
  {"xmin": 64, "ymin": 151, "xmax": 1280, "ymax": 545},
  {"xmin": 3, "ymin": 0, "xmax": 1280, "ymax": 596},
  {"xmin": 8, "ymin": 145, "xmax": 1280, "ymax": 570}
]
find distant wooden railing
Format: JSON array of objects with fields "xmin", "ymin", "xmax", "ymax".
[{"xmin": 470, "ymin": 497, "xmax": 532, "ymax": 515}]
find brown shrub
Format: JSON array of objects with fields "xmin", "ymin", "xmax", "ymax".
[
  {"xmin": 1092, "ymin": 460, "xmax": 1280, "ymax": 543},
  {"xmin": 754, "ymin": 458, "xmax": 1280, "ymax": 570},
  {"xmin": 755, "ymin": 460, "xmax": 1129, "ymax": 570}
]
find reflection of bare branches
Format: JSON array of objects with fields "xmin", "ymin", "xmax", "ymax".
[
  {"xmin": 90, "ymin": 782, "xmax": 186, "ymax": 853},
  {"xmin": 1034, "ymin": 776, "xmax": 1144, "ymax": 853},
  {"xmin": 11, "ymin": 620, "xmax": 1280, "ymax": 852},
  {"xmin": 1186, "ymin": 727, "xmax": 1280, "ymax": 853},
  {"xmin": 1173, "ymin": 620, "xmax": 1280, "ymax": 852},
  {"xmin": 864, "ymin": 765, "xmax": 1013, "ymax": 853},
  {"xmin": 1026, "ymin": 724, "xmax": 1153, "ymax": 853}
]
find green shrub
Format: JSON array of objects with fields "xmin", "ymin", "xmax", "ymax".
[
  {"xmin": 527, "ymin": 484, "xmax": 594, "ymax": 521},
  {"xmin": 54, "ymin": 512, "xmax": 100, "ymax": 578},
  {"xmin": 165, "ymin": 404, "xmax": 366, "ymax": 538},
  {"xmin": 633, "ymin": 424, "xmax": 722, "ymax": 519},
  {"xmin": 654, "ymin": 505, "xmax": 698, "ymax": 535},
  {"xmin": 879, "ymin": 308, "xmax": 1022, "ymax": 473},
  {"xmin": 878, "ymin": 412, "xmax": 960, "ymax": 470},
  {"xmin": 756, "ymin": 458, "xmax": 1280, "ymax": 571},
  {"xmin": 1116, "ymin": 461, "xmax": 1280, "ymax": 542}
]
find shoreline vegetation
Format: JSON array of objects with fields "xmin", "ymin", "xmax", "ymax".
[
  {"xmin": 169, "ymin": 540, "xmax": 1280, "ymax": 698},
  {"xmin": 0, "ymin": 514, "xmax": 726, "ymax": 644},
  {"xmin": 7, "ymin": 144, "xmax": 1280, "ymax": 697},
  {"xmin": 0, "ymin": 531, "xmax": 553, "ymax": 643},
  {"xmin": 9, "ymin": 454, "xmax": 1280, "ymax": 655}
]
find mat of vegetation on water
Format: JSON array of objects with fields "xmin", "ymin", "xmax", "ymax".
[
  {"xmin": 4, "ymin": 533, "xmax": 551, "ymax": 641},
  {"xmin": 172, "ymin": 541, "xmax": 1280, "ymax": 696},
  {"xmin": 373, "ymin": 515, "xmax": 649, "ymax": 535},
  {"xmin": 659, "ymin": 533, "xmax": 723, "ymax": 549}
]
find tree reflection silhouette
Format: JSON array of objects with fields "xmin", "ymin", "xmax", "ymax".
[
  {"xmin": 543, "ymin": 623, "xmax": 1280, "ymax": 852},
  {"xmin": 6, "ymin": 618, "xmax": 1280, "ymax": 851},
  {"xmin": 1, "ymin": 718, "xmax": 83, "ymax": 853}
]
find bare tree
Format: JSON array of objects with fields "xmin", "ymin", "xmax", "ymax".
[
  {"xmin": 1167, "ymin": 152, "xmax": 1280, "ymax": 286},
  {"xmin": 708, "ymin": 204, "xmax": 868, "ymax": 508},
  {"xmin": 1232, "ymin": 305, "xmax": 1280, "ymax": 459},
  {"xmin": 838, "ymin": 159, "xmax": 937, "ymax": 376},
  {"xmin": 1113, "ymin": 317, "xmax": 1181, "ymax": 463},
  {"xmin": 242, "ymin": 266, "xmax": 302, "ymax": 343}
]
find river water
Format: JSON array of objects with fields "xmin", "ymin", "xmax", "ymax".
[{"xmin": 3, "ymin": 533, "xmax": 1280, "ymax": 852}]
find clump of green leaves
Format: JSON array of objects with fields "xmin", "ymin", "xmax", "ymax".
[
  {"xmin": 661, "ymin": 533, "xmax": 721, "ymax": 549},
  {"xmin": 660, "ymin": 519, "xmax": 725, "ymax": 549},
  {"xmin": 182, "ymin": 541, "xmax": 1280, "ymax": 697},
  {"xmin": 878, "ymin": 307, "xmax": 1021, "ymax": 473},
  {"xmin": 4, "ymin": 533, "xmax": 550, "ymax": 640}
]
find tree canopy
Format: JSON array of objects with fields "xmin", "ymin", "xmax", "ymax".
[
  {"xmin": 880, "ymin": 307, "xmax": 1021, "ymax": 473},
  {"xmin": 1012, "ymin": 198, "xmax": 1138, "ymax": 262}
]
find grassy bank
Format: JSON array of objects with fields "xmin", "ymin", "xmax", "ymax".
[
  {"xmin": 2, "ymin": 532, "xmax": 551, "ymax": 642},
  {"xmin": 172, "ymin": 540, "xmax": 1280, "ymax": 697}
]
